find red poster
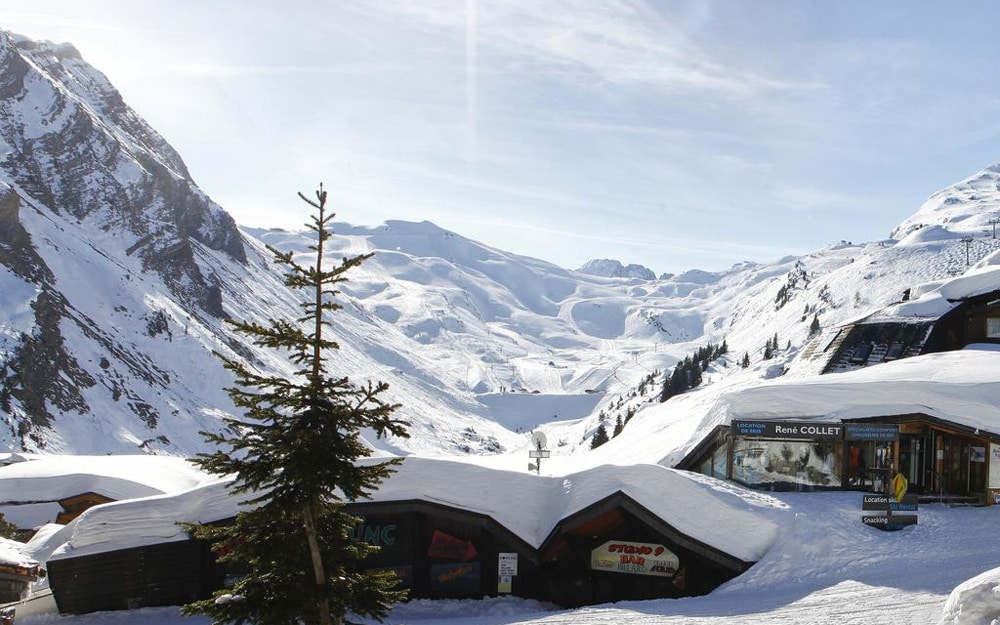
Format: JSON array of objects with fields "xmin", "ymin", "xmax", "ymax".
[{"xmin": 427, "ymin": 530, "xmax": 478, "ymax": 561}]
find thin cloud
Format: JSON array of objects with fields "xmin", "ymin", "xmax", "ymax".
[
  {"xmin": 373, "ymin": 0, "xmax": 817, "ymax": 96},
  {"xmin": 773, "ymin": 184, "xmax": 870, "ymax": 213},
  {"xmin": 166, "ymin": 63, "xmax": 407, "ymax": 78},
  {"xmin": 5, "ymin": 11, "xmax": 172, "ymax": 36}
]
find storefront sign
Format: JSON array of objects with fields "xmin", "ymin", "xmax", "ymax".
[
  {"xmin": 427, "ymin": 530, "xmax": 478, "ymax": 562},
  {"xmin": 498, "ymin": 553, "xmax": 518, "ymax": 594},
  {"xmin": 731, "ymin": 420, "xmax": 842, "ymax": 441},
  {"xmin": 990, "ymin": 444, "xmax": 1000, "ymax": 489},
  {"xmin": 351, "ymin": 521, "xmax": 398, "ymax": 546},
  {"xmin": 862, "ymin": 515, "xmax": 917, "ymax": 530},
  {"xmin": 862, "ymin": 494, "xmax": 892, "ymax": 511},
  {"xmin": 844, "ymin": 423, "xmax": 900, "ymax": 441},
  {"xmin": 350, "ymin": 516, "xmax": 409, "ymax": 559},
  {"xmin": 590, "ymin": 540, "xmax": 679, "ymax": 577},
  {"xmin": 429, "ymin": 562, "xmax": 481, "ymax": 595},
  {"xmin": 861, "ymin": 493, "xmax": 918, "ymax": 531}
]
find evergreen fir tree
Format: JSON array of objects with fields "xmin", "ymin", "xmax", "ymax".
[
  {"xmin": 689, "ymin": 361, "xmax": 703, "ymax": 388},
  {"xmin": 809, "ymin": 314, "xmax": 821, "ymax": 336},
  {"xmin": 0, "ymin": 512, "xmax": 18, "ymax": 540},
  {"xmin": 591, "ymin": 423, "xmax": 610, "ymax": 449},
  {"xmin": 613, "ymin": 415, "xmax": 624, "ymax": 437},
  {"xmin": 741, "ymin": 352, "xmax": 750, "ymax": 368},
  {"xmin": 183, "ymin": 186, "xmax": 410, "ymax": 625}
]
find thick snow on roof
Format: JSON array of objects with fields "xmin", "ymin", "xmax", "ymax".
[
  {"xmin": 879, "ymin": 260, "xmax": 1000, "ymax": 320},
  {"xmin": 0, "ymin": 455, "xmax": 215, "ymax": 504},
  {"xmin": 0, "ymin": 536, "xmax": 37, "ymax": 569},
  {"xmin": 369, "ymin": 457, "xmax": 781, "ymax": 562},
  {"xmin": 48, "ymin": 477, "xmax": 240, "ymax": 561},
  {"xmin": 584, "ymin": 345, "xmax": 1000, "ymax": 470},
  {"xmin": 46, "ymin": 457, "xmax": 779, "ymax": 566},
  {"xmin": 718, "ymin": 345, "xmax": 1000, "ymax": 432}
]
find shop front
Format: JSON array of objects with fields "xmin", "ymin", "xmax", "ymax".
[
  {"xmin": 346, "ymin": 501, "xmax": 539, "ymax": 602},
  {"xmin": 537, "ymin": 494, "xmax": 749, "ymax": 607},
  {"xmin": 682, "ymin": 415, "xmax": 1000, "ymax": 502},
  {"xmin": 845, "ymin": 415, "xmax": 998, "ymax": 500},
  {"xmin": 730, "ymin": 420, "xmax": 844, "ymax": 491}
]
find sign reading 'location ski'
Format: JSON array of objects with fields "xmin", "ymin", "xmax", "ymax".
[{"xmin": 862, "ymin": 493, "xmax": 918, "ymax": 531}]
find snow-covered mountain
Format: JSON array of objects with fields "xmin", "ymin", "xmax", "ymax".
[
  {"xmin": 577, "ymin": 258, "xmax": 657, "ymax": 280},
  {"xmin": 1, "ymin": 29, "xmax": 999, "ymax": 462}
]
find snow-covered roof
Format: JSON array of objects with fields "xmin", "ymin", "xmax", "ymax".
[
  {"xmin": 875, "ymin": 254, "xmax": 1000, "ymax": 321},
  {"xmin": 588, "ymin": 344, "xmax": 1000, "ymax": 470},
  {"xmin": 716, "ymin": 345, "xmax": 1000, "ymax": 434},
  {"xmin": 0, "ymin": 536, "xmax": 37, "ymax": 569},
  {"xmin": 0, "ymin": 455, "xmax": 216, "ymax": 504},
  {"xmin": 45, "ymin": 457, "xmax": 780, "ymax": 566}
]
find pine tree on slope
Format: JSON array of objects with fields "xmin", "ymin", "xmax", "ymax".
[
  {"xmin": 591, "ymin": 423, "xmax": 610, "ymax": 449},
  {"xmin": 183, "ymin": 186, "xmax": 410, "ymax": 625}
]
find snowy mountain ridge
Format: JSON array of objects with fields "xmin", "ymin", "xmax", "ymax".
[
  {"xmin": 576, "ymin": 258, "xmax": 657, "ymax": 280},
  {"xmin": 1, "ymin": 29, "xmax": 1000, "ymax": 463}
]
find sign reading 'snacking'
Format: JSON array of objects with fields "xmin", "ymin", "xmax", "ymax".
[{"xmin": 862, "ymin": 493, "xmax": 918, "ymax": 531}]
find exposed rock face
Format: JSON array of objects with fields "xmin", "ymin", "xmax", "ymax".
[
  {"xmin": 0, "ymin": 31, "xmax": 249, "ymax": 448},
  {"xmin": 0, "ymin": 33, "xmax": 245, "ymax": 312},
  {"xmin": 577, "ymin": 258, "xmax": 656, "ymax": 280}
]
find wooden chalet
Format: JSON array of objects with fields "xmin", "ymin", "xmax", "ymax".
[
  {"xmin": 796, "ymin": 287, "xmax": 1000, "ymax": 375},
  {"xmin": 535, "ymin": 492, "xmax": 750, "ymax": 607},
  {"xmin": 678, "ymin": 413, "xmax": 1000, "ymax": 504},
  {"xmin": 43, "ymin": 462, "xmax": 773, "ymax": 614},
  {"xmin": 55, "ymin": 492, "xmax": 114, "ymax": 525}
]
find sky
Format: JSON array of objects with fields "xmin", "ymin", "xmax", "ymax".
[{"xmin": 3, "ymin": 1, "xmax": 1000, "ymax": 275}]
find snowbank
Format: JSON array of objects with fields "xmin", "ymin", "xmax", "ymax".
[{"xmin": 941, "ymin": 566, "xmax": 1000, "ymax": 625}]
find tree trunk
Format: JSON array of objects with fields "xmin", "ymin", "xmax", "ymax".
[{"xmin": 302, "ymin": 502, "xmax": 331, "ymax": 625}]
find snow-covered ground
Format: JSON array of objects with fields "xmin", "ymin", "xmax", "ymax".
[{"xmin": 16, "ymin": 491, "xmax": 1000, "ymax": 625}]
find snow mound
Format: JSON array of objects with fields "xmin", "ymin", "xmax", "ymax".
[{"xmin": 941, "ymin": 566, "xmax": 1000, "ymax": 625}]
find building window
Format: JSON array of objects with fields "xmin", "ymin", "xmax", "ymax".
[{"xmin": 988, "ymin": 318, "xmax": 1000, "ymax": 339}]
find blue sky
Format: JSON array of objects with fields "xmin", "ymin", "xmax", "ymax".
[{"xmin": 4, "ymin": 1, "xmax": 1000, "ymax": 274}]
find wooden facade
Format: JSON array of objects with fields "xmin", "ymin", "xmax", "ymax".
[
  {"xmin": 343, "ymin": 500, "xmax": 540, "ymax": 602},
  {"xmin": 536, "ymin": 493, "xmax": 749, "ymax": 607},
  {"xmin": 47, "ymin": 539, "xmax": 223, "ymax": 614},
  {"xmin": 55, "ymin": 492, "xmax": 114, "ymax": 525},
  {"xmin": 46, "ymin": 494, "xmax": 757, "ymax": 614},
  {"xmin": 679, "ymin": 414, "xmax": 1000, "ymax": 504}
]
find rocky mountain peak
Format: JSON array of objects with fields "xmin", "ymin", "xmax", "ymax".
[{"xmin": 577, "ymin": 258, "xmax": 656, "ymax": 280}]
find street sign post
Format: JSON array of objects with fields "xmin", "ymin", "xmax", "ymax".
[
  {"xmin": 528, "ymin": 431, "xmax": 550, "ymax": 475},
  {"xmin": 862, "ymin": 493, "xmax": 918, "ymax": 531}
]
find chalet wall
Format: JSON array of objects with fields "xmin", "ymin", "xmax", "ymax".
[{"xmin": 47, "ymin": 540, "xmax": 222, "ymax": 614}]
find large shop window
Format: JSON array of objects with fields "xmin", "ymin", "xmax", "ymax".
[{"xmin": 732, "ymin": 438, "xmax": 842, "ymax": 489}]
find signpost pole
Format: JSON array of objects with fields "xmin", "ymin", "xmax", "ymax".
[{"xmin": 528, "ymin": 432, "xmax": 550, "ymax": 475}]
